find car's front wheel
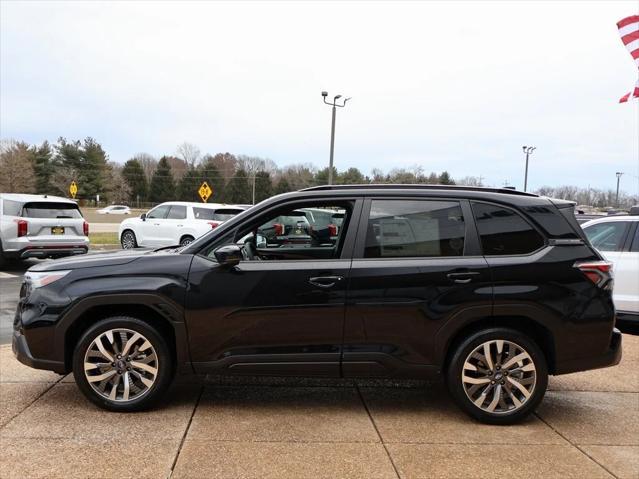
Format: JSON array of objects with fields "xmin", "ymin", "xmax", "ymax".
[
  {"xmin": 120, "ymin": 230, "xmax": 138, "ymax": 249},
  {"xmin": 72, "ymin": 317, "xmax": 174, "ymax": 411},
  {"xmin": 446, "ymin": 327, "xmax": 548, "ymax": 424}
]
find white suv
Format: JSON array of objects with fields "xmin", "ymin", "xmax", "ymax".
[
  {"xmin": 0, "ymin": 193, "xmax": 89, "ymax": 267},
  {"xmin": 118, "ymin": 202, "xmax": 245, "ymax": 249},
  {"xmin": 582, "ymin": 215, "xmax": 639, "ymax": 326}
]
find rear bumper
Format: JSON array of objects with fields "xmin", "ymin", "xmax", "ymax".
[
  {"xmin": 12, "ymin": 329, "xmax": 66, "ymax": 374},
  {"xmin": 554, "ymin": 328, "xmax": 623, "ymax": 375},
  {"xmin": 17, "ymin": 245, "xmax": 88, "ymax": 259},
  {"xmin": 616, "ymin": 311, "xmax": 639, "ymax": 327}
]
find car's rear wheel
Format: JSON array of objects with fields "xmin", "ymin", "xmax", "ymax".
[
  {"xmin": 120, "ymin": 230, "xmax": 138, "ymax": 249},
  {"xmin": 179, "ymin": 235, "xmax": 194, "ymax": 247},
  {"xmin": 446, "ymin": 327, "xmax": 548, "ymax": 424},
  {"xmin": 72, "ymin": 317, "xmax": 174, "ymax": 411}
]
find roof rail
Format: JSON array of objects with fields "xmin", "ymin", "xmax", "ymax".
[{"xmin": 301, "ymin": 184, "xmax": 539, "ymax": 197}]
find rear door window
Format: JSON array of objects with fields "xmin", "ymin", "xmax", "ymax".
[
  {"xmin": 472, "ymin": 202, "xmax": 544, "ymax": 255},
  {"xmin": 166, "ymin": 205, "xmax": 187, "ymax": 220},
  {"xmin": 22, "ymin": 202, "xmax": 82, "ymax": 219},
  {"xmin": 583, "ymin": 221, "xmax": 630, "ymax": 252},
  {"xmin": 364, "ymin": 200, "xmax": 466, "ymax": 258}
]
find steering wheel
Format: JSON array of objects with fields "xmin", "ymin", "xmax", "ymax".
[{"xmin": 242, "ymin": 236, "xmax": 259, "ymax": 261}]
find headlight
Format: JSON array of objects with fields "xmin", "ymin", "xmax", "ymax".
[{"xmin": 24, "ymin": 270, "xmax": 71, "ymax": 289}]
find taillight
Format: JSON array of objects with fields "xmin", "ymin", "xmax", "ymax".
[
  {"xmin": 575, "ymin": 261, "xmax": 613, "ymax": 287},
  {"xmin": 208, "ymin": 221, "xmax": 220, "ymax": 229},
  {"xmin": 274, "ymin": 223, "xmax": 284, "ymax": 235},
  {"xmin": 17, "ymin": 220, "xmax": 28, "ymax": 237},
  {"xmin": 83, "ymin": 221, "xmax": 89, "ymax": 236},
  {"xmin": 328, "ymin": 224, "xmax": 338, "ymax": 236}
]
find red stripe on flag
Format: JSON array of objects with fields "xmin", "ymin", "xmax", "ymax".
[
  {"xmin": 618, "ymin": 15, "xmax": 639, "ymax": 29},
  {"xmin": 632, "ymin": 49, "xmax": 639, "ymax": 60},
  {"xmin": 620, "ymin": 92, "xmax": 630, "ymax": 103},
  {"xmin": 621, "ymin": 31, "xmax": 639, "ymax": 45}
]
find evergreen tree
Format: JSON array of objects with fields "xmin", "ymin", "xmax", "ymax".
[
  {"xmin": 438, "ymin": 171, "xmax": 455, "ymax": 185},
  {"xmin": 274, "ymin": 177, "xmax": 292, "ymax": 195},
  {"xmin": 226, "ymin": 168, "xmax": 250, "ymax": 204},
  {"xmin": 200, "ymin": 159, "xmax": 226, "ymax": 203},
  {"xmin": 338, "ymin": 167, "xmax": 365, "ymax": 184},
  {"xmin": 149, "ymin": 156, "xmax": 175, "ymax": 203},
  {"xmin": 254, "ymin": 171, "xmax": 273, "ymax": 203},
  {"xmin": 80, "ymin": 137, "xmax": 108, "ymax": 198},
  {"xmin": 177, "ymin": 166, "xmax": 202, "ymax": 202},
  {"xmin": 31, "ymin": 141, "xmax": 53, "ymax": 194},
  {"xmin": 122, "ymin": 158, "xmax": 148, "ymax": 204},
  {"xmin": 314, "ymin": 166, "xmax": 338, "ymax": 186}
]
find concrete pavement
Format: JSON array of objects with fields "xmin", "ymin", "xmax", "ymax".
[{"xmin": 0, "ymin": 336, "xmax": 637, "ymax": 479}]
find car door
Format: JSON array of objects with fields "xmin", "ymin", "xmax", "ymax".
[
  {"xmin": 160, "ymin": 205, "xmax": 188, "ymax": 246},
  {"xmin": 582, "ymin": 220, "xmax": 635, "ymax": 312},
  {"xmin": 342, "ymin": 197, "xmax": 492, "ymax": 377},
  {"xmin": 185, "ymin": 198, "xmax": 362, "ymax": 377},
  {"xmin": 139, "ymin": 204, "xmax": 170, "ymax": 246}
]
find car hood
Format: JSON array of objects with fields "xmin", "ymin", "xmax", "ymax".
[{"xmin": 29, "ymin": 249, "xmax": 151, "ymax": 272}]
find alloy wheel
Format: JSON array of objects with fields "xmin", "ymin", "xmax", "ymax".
[
  {"xmin": 121, "ymin": 232, "xmax": 136, "ymax": 249},
  {"xmin": 83, "ymin": 328, "xmax": 159, "ymax": 402},
  {"xmin": 461, "ymin": 339, "xmax": 536, "ymax": 414}
]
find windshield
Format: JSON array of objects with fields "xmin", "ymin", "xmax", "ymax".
[{"xmin": 22, "ymin": 202, "xmax": 83, "ymax": 219}]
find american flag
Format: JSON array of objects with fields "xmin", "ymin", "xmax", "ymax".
[{"xmin": 618, "ymin": 15, "xmax": 639, "ymax": 103}]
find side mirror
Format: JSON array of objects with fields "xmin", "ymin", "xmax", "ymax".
[
  {"xmin": 140, "ymin": 213, "xmax": 147, "ymax": 221},
  {"xmin": 214, "ymin": 244, "xmax": 242, "ymax": 267}
]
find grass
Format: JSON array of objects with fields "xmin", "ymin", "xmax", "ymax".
[{"xmin": 89, "ymin": 232, "xmax": 119, "ymax": 245}]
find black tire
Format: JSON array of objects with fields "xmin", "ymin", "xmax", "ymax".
[
  {"xmin": 179, "ymin": 235, "xmax": 194, "ymax": 247},
  {"xmin": 120, "ymin": 230, "xmax": 138, "ymax": 249},
  {"xmin": 72, "ymin": 316, "xmax": 174, "ymax": 412},
  {"xmin": 0, "ymin": 243, "xmax": 5, "ymax": 270},
  {"xmin": 446, "ymin": 327, "xmax": 548, "ymax": 425}
]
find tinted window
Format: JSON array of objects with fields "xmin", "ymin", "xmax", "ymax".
[
  {"xmin": 631, "ymin": 226, "xmax": 639, "ymax": 252},
  {"xmin": 472, "ymin": 202, "xmax": 544, "ymax": 255},
  {"xmin": 147, "ymin": 205, "xmax": 170, "ymax": 219},
  {"xmin": 583, "ymin": 222, "xmax": 630, "ymax": 252},
  {"xmin": 22, "ymin": 202, "xmax": 82, "ymax": 219},
  {"xmin": 2, "ymin": 199, "xmax": 22, "ymax": 216},
  {"xmin": 365, "ymin": 200, "xmax": 465, "ymax": 258},
  {"xmin": 193, "ymin": 207, "xmax": 243, "ymax": 221},
  {"xmin": 166, "ymin": 205, "xmax": 187, "ymax": 219}
]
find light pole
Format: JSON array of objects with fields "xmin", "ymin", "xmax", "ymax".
[
  {"xmin": 615, "ymin": 172, "xmax": 624, "ymax": 207},
  {"xmin": 522, "ymin": 146, "xmax": 536, "ymax": 192},
  {"xmin": 322, "ymin": 91, "xmax": 350, "ymax": 185}
]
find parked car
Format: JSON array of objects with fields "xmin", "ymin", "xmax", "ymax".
[
  {"xmin": 97, "ymin": 205, "xmax": 131, "ymax": 215},
  {"xmin": 14, "ymin": 185, "xmax": 621, "ymax": 424},
  {"xmin": 0, "ymin": 193, "xmax": 89, "ymax": 267},
  {"xmin": 257, "ymin": 210, "xmax": 312, "ymax": 247},
  {"xmin": 118, "ymin": 202, "xmax": 245, "ymax": 249},
  {"xmin": 581, "ymin": 215, "xmax": 639, "ymax": 326}
]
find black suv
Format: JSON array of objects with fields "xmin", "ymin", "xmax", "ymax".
[{"xmin": 12, "ymin": 185, "xmax": 622, "ymax": 424}]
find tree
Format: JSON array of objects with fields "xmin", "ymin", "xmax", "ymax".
[
  {"xmin": 226, "ymin": 168, "xmax": 250, "ymax": 204},
  {"xmin": 177, "ymin": 167, "xmax": 202, "ymax": 202},
  {"xmin": 274, "ymin": 177, "xmax": 292, "ymax": 195},
  {"xmin": 176, "ymin": 142, "xmax": 201, "ymax": 168},
  {"xmin": 54, "ymin": 137, "xmax": 108, "ymax": 199},
  {"xmin": 314, "ymin": 166, "xmax": 338, "ymax": 186},
  {"xmin": 254, "ymin": 171, "xmax": 273, "ymax": 203},
  {"xmin": 164, "ymin": 156, "xmax": 187, "ymax": 181},
  {"xmin": 149, "ymin": 156, "xmax": 175, "ymax": 203},
  {"xmin": 31, "ymin": 141, "xmax": 53, "ymax": 194},
  {"xmin": 457, "ymin": 176, "xmax": 484, "ymax": 186},
  {"xmin": 338, "ymin": 167, "xmax": 365, "ymax": 184},
  {"xmin": 438, "ymin": 171, "xmax": 455, "ymax": 185},
  {"xmin": 0, "ymin": 140, "xmax": 35, "ymax": 193},
  {"xmin": 133, "ymin": 153, "xmax": 157, "ymax": 184},
  {"xmin": 104, "ymin": 162, "xmax": 131, "ymax": 204},
  {"xmin": 122, "ymin": 158, "xmax": 148, "ymax": 203}
]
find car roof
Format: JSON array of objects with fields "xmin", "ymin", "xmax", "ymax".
[
  {"xmin": 0, "ymin": 193, "xmax": 77, "ymax": 204},
  {"xmin": 581, "ymin": 215, "xmax": 639, "ymax": 227},
  {"xmin": 155, "ymin": 201, "xmax": 245, "ymax": 209}
]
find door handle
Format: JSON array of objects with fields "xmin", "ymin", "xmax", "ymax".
[
  {"xmin": 447, "ymin": 272, "xmax": 480, "ymax": 284},
  {"xmin": 308, "ymin": 276, "xmax": 344, "ymax": 289}
]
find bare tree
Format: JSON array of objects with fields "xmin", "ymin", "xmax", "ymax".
[
  {"xmin": 0, "ymin": 139, "xmax": 36, "ymax": 193},
  {"xmin": 458, "ymin": 176, "xmax": 484, "ymax": 187},
  {"xmin": 104, "ymin": 162, "xmax": 131, "ymax": 204},
  {"xmin": 133, "ymin": 153, "xmax": 157, "ymax": 184},
  {"xmin": 176, "ymin": 142, "xmax": 200, "ymax": 168}
]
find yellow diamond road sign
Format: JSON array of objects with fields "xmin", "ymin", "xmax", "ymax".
[
  {"xmin": 69, "ymin": 181, "xmax": 78, "ymax": 199},
  {"xmin": 198, "ymin": 181, "xmax": 212, "ymax": 202}
]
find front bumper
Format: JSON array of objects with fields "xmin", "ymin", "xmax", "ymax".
[
  {"xmin": 12, "ymin": 329, "xmax": 66, "ymax": 374},
  {"xmin": 554, "ymin": 328, "xmax": 623, "ymax": 375}
]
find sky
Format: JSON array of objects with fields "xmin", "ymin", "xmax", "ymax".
[{"xmin": 1, "ymin": 0, "xmax": 638, "ymax": 194}]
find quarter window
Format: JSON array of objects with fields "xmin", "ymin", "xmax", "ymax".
[
  {"xmin": 583, "ymin": 222, "xmax": 630, "ymax": 252},
  {"xmin": 2, "ymin": 199, "xmax": 22, "ymax": 216},
  {"xmin": 364, "ymin": 200, "xmax": 466, "ymax": 258},
  {"xmin": 472, "ymin": 202, "xmax": 544, "ymax": 255}
]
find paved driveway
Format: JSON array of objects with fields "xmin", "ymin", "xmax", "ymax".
[{"xmin": 0, "ymin": 335, "xmax": 637, "ymax": 479}]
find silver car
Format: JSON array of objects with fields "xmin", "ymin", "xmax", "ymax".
[{"xmin": 0, "ymin": 193, "xmax": 89, "ymax": 267}]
